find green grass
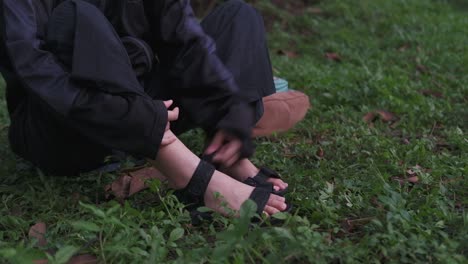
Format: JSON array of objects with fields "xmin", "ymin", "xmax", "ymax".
[{"xmin": 1, "ymin": 0, "xmax": 467, "ymax": 263}]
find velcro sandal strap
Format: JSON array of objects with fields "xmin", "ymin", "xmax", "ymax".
[
  {"xmin": 175, "ymin": 160, "xmax": 215, "ymax": 205},
  {"xmin": 259, "ymin": 167, "xmax": 282, "ymax": 179},
  {"xmin": 186, "ymin": 160, "xmax": 215, "ymax": 198},
  {"xmin": 249, "ymin": 188, "xmax": 271, "ymax": 215}
]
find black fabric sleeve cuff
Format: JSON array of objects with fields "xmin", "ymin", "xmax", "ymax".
[
  {"xmin": 146, "ymin": 99, "xmax": 169, "ymax": 159},
  {"xmin": 215, "ymin": 102, "xmax": 256, "ymax": 159}
]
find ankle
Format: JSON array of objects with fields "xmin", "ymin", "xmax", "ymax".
[{"xmin": 222, "ymin": 159, "xmax": 259, "ymax": 180}]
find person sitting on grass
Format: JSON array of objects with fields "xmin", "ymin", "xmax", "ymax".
[{"xmin": 0, "ymin": 0, "xmax": 290, "ymax": 216}]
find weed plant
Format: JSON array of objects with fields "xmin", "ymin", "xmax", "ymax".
[{"xmin": 0, "ymin": 0, "xmax": 467, "ymax": 263}]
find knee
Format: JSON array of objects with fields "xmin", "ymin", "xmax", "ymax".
[
  {"xmin": 46, "ymin": 1, "xmax": 77, "ymax": 67},
  {"xmin": 225, "ymin": 0, "xmax": 258, "ymax": 17},
  {"xmin": 223, "ymin": 0, "xmax": 263, "ymax": 28},
  {"xmin": 46, "ymin": 0, "xmax": 110, "ymax": 67}
]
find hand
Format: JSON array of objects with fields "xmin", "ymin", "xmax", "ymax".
[
  {"xmin": 161, "ymin": 129, "xmax": 176, "ymax": 147},
  {"xmin": 204, "ymin": 130, "xmax": 242, "ymax": 168},
  {"xmin": 164, "ymin": 100, "xmax": 179, "ymax": 123},
  {"xmin": 160, "ymin": 100, "xmax": 179, "ymax": 147}
]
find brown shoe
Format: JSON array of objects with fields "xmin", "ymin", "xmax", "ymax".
[{"xmin": 253, "ymin": 90, "xmax": 310, "ymax": 137}]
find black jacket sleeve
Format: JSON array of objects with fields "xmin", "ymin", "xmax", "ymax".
[
  {"xmin": 145, "ymin": 0, "xmax": 255, "ymax": 146},
  {"xmin": 0, "ymin": 0, "xmax": 168, "ymax": 159}
]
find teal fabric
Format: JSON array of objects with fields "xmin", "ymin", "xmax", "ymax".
[{"xmin": 274, "ymin": 77, "xmax": 289, "ymax": 93}]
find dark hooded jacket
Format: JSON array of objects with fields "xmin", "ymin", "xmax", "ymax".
[{"xmin": 0, "ymin": 0, "xmax": 254, "ymax": 159}]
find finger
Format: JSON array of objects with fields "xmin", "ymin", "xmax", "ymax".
[
  {"xmin": 163, "ymin": 100, "xmax": 173, "ymax": 109},
  {"xmin": 213, "ymin": 140, "xmax": 242, "ymax": 164},
  {"xmin": 168, "ymin": 107, "xmax": 179, "ymax": 122},
  {"xmin": 204, "ymin": 131, "xmax": 226, "ymax": 155},
  {"xmin": 223, "ymin": 153, "xmax": 240, "ymax": 168}
]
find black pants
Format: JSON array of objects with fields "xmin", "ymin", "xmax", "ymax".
[{"xmin": 8, "ymin": 0, "xmax": 275, "ymax": 175}]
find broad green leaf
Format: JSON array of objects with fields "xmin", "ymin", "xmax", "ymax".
[
  {"xmin": 71, "ymin": 221, "xmax": 100, "ymax": 232},
  {"xmin": 79, "ymin": 202, "xmax": 106, "ymax": 218},
  {"xmin": 271, "ymin": 212, "xmax": 288, "ymax": 220},
  {"xmin": 240, "ymin": 199, "xmax": 257, "ymax": 220},
  {"xmin": 169, "ymin": 227, "xmax": 184, "ymax": 242},
  {"xmin": 196, "ymin": 206, "xmax": 213, "ymax": 213},
  {"xmin": 54, "ymin": 246, "xmax": 79, "ymax": 264}
]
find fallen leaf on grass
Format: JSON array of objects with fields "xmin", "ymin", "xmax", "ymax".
[
  {"xmin": 363, "ymin": 110, "xmax": 398, "ymax": 124},
  {"xmin": 416, "ymin": 64, "xmax": 429, "ymax": 74},
  {"xmin": 68, "ymin": 254, "xmax": 98, "ymax": 264},
  {"xmin": 371, "ymin": 197, "xmax": 384, "ymax": 210},
  {"xmin": 325, "ymin": 52, "xmax": 342, "ymax": 62},
  {"xmin": 29, "ymin": 222, "xmax": 47, "ymax": 247},
  {"xmin": 105, "ymin": 175, "xmax": 132, "ymax": 200},
  {"xmin": 105, "ymin": 167, "xmax": 165, "ymax": 200},
  {"xmin": 398, "ymin": 44, "xmax": 410, "ymax": 52},
  {"xmin": 341, "ymin": 217, "xmax": 374, "ymax": 233},
  {"xmin": 276, "ymin": 49, "xmax": 298, "ymax": 59},
  {"xmin": 376, "ymin": 110, "xmax": 397, "ymax": 122},
  {"xmin": 392, "ymin": 164, "xmax": 431, "ymax": 186},
  {"xmin": 363, "ymin": 112, "xmax": 377, "ymax": 123},
  {"xmin": 419, "ymin": 89, "xmax": 443, "ymax": 98},
  {"xmin": 316, "ymin": 147, "xmax": 324, "ymax": 158},
  {"xmin": 392, "ymin": 176, "xmax": 419, "ymax": 186}
]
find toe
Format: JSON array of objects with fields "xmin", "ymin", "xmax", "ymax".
[
  {"xmin": 267, "ymin": 196, "xmax": 287, "ymax": 211},
  {"xmin": 271, "ymin": 194, "xmax": 286, "ymax": 202},
  {"xmin": 263, "ymin": 205, "xmax": 280, "ymax": 216},
  {"xmin": 269, "ymin": 178, "xmax": 289, "ymax": 191}
]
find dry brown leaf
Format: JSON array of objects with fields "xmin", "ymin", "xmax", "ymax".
[
  {"xmin": 127, "ymin": 167, "xmax": 165, "ymax": 196},
  {"xmin": 398, "ymin": 44, "xmax": 410, "ymax": 52},
  {"xmin": 363, "ymin": 110, "xmax": 398, "ymax": 124},
  {"xmin": 105, "ymin": 167, "xmax": 166, "ymax": 199},
  {"xmin": 316, "ymin": 147, "xmax": 324, "ymax": 158},
  {"xmin": 325, "ymin": 52, "xmax": 342, "ymax": 62},
  {"xmin": 363, "ymin": 112, "xmax": 377, "ymax": 123},
  {"xmin": 376, "ymin": 110, "xmax": 397, "ymax": 122},
  {"xmin": 68, "ymin": 254, "xmax": 98, "ymax": 264},
  {"xmin": 105, "ymin": 175, "xmax": 132, "ymax": 200},
  {"xmin": 419, "ymin": 89, "xmax": 443, "ymax": 98},
  {"xmin": 416, "ymin": 64, "xmax": 428, "ymax": 74},
  {"xmin": 392, "ymin": 174, "xmax": 419, "ymax": 186},
  {"xmin": 29, "ymin": 222, "xmax": 47, "ymax": 247},
  {"xmin": 371, "ymin": 196, "xmax": 384, "ymax": 210},
  {"xmin": 277, "ymin": 49, "xmax": 298, "ymax": 59}
]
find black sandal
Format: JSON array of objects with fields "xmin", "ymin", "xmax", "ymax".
[
  {"xmin": 243, "ymin": 167, "xmax": 289, "ymax": 196},
  {"xmin": 174, "ymin": 160, "xmax": 290, "ymax": 224},
  {"xmin": 201, "ymin": 154, "xmax": 288, "ymax": 196}
]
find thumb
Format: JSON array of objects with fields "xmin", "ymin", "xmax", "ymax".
[
  {"xmin": 163, "ymin": 100, "xmax": 173, "ymax": 109},
  {"xmin": 204, "ymin": 132, "xmax": 225, "ymax": 155}
]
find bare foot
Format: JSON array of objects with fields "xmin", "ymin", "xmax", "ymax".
[
  {"xmin": 147, "ymin": 162, "xmax": 287, "ymax": 216},
  {"xmin": 204, "ymin": 170, "xmax": 287, "ymax": 216},
  {"xmin": 220, "ymin": 159, "xmax": 289, "ymax": 192},
  {"xmin": 149, "ymin": 135, "xmax": 287, "ymax": 217}
]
